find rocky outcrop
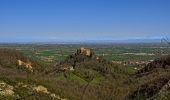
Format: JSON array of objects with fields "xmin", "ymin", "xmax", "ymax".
[
  {"xmin": 0, "ymin": 81, "xmax": 14, "ymax": 96},
  {"xmin": 33, "ymin": 85, "xmax": 50, "ymax": 94},
  {"xmin": 33, "ymin": 85, "xmax": 66, "ymax": 100},
  {"xmin": 11, "ymin": 82, "xmax": 67, "ymax": 100},
  {"xmin": 54, "ymin": 47, "xmax": 94, "ymax": 72},
  {"xmin": 18, "ymin": 60, "xmax": 33, "ymax": 72},
  {"xmin": 77, "ymin": 47, "xmax": 92, "ymax": 57},
  {"xmin": 52, "ymin": 47, "xmax": 114, "ymax": 77}
]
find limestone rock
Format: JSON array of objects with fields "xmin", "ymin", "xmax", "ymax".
[
  {"xmin": 77, "ymin": 47, "xmax": 92, "ymax": 57},
  {"xmin": 33, "ymin": 85, "xmax": 50, "ymax": 94},
  {"xmin": 18, "ymin": 60, "xmax": 33, "ymax": 72},
  {"xmin": 0, "ymin": 81, "xmax": 14, "ymax": 96}
]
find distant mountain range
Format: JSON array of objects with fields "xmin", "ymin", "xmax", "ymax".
[
  {"xmin": 0, "ymin": 38, "xmax": 163, "ymax": 44},
  {"xmin": 76, "ymin": 39, "xmax": 161, "ymax": 43}
]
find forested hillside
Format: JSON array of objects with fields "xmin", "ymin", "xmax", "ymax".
[{"xmin": 0, "ymin": 48, "xmax": 170, "ymax": 100}]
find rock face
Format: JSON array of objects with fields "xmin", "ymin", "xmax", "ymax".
[
  {"xmin": 76, "ymin": 47, "xmax": 92, "ymax": 57},
  {"xmin": 18, "ymin": 60, "xmax": 33, "ymax": 72}
]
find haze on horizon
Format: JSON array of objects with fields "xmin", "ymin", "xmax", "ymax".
[{"xmin": 0, "ymin": 0, "xmax": 170, "ymax": 43}]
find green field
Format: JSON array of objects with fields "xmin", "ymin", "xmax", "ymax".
[{"xmin": 0, "ymin": 43, "xmax": 169, "ymax": 64}]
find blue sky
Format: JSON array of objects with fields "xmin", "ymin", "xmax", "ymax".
[{"xmin": 0, "ymin": 0, "xmax": 170, "ymax": 42}]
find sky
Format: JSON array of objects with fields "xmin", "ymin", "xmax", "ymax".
[{"xmin": 0, "ymin": 0, "xmax": 170, "ymax": 43}]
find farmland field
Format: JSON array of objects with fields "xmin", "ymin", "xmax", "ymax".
[{"xmin": 0, "ymin": 43, "xmax": 170, "ymax": 64}]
